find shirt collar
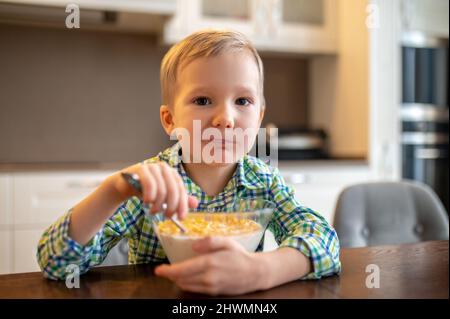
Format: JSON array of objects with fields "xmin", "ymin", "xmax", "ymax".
[
  {"xmin": 158, "ymin": 142, "xmax": 183, "ymax": 168},
  {"xmin": 233, "ymin": 156, "xmax": 267, "ymax": 190}
]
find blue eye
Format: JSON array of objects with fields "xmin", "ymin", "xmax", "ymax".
[
  {"xmin": 193, "ymin": 97, "xmax": 211, "ymax": 106},
  {"xmin": 236, "ymin": 98, "xmax": 251, "ymax": 106}
]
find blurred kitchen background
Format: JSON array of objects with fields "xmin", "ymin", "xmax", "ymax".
[{"xmin": 0, "ymin": 0, "xmax": 448, "ymax": 274}]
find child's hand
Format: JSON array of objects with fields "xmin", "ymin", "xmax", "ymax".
[
  {"xmin": 110, "ymin": 162, "xmax": 198, "ymax": 220},
  {"xmin": 154, "ymin": 237, "xmax": 266, "ymax": 296}
]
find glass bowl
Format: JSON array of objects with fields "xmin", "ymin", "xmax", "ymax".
[{"xmin": 152, "ymin": 200, "xmax": 275, "ymax": 263}]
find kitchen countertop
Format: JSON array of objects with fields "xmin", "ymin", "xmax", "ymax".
[
  {"xmin": 278, "ymin": 158, "xmax": 368, "ymax": 168},
  {"xmin": 0, "ymin": 162, "xmax": 133, "ymax": 172}
]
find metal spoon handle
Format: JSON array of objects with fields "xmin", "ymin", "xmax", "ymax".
[{"xmin": 121, "ymin": 172, "xmax": 187, "ymax": 233}]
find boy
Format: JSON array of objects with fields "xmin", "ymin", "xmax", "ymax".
[{"xmin": 37, "ymin": 29, "xmax": 341, "ymax": 296}]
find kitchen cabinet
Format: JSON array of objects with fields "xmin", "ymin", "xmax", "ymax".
[
  {"xmin": 279, "ymin": 161, "xmax": 372, "ymax": 224},
  {"xmin": 2, "ymin": 170, "xmax": 114, "ymax": 274},
  {"xmin": 164, "ymin": 0, "xmax": 338, "ymax": 54},
  {"xmin": 164, "ymin": 0, "xmax": 252, "ymax": 44},
  {"xmin": 2, "ymin": 0, "xmax": 338, "ymax": 52},
  {"xmin": 258, "ymin": 0, "xmax": 338, "ymax": 53},
  {"xmin": 12, "ymin": 172, "xmax": 110, "ymax": 226}
]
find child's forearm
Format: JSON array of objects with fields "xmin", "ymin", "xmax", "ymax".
[
  {"xmin": 255, "ymin": 247, "xmax": 312, "ymax": 290},
  {"xmin": 69, "ymin": 174, "xmax": 125, "ymax": 246}
]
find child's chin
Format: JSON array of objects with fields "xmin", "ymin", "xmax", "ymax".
[
  {"xmin": 204, "ymin": 160, "xmax": 239, "ymax": 167},
  {"xmin": 202, "ymin": 153, "xmax": 244, "ymax": 166}
]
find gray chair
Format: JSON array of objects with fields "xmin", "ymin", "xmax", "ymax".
[{"xmin": 334, "ymin": 180, "xmax": 449, "ymax": 248}]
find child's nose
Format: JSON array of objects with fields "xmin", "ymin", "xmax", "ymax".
[{"xmin": 211, "ymin": 105, "xmax": 235, "ymax": 128}]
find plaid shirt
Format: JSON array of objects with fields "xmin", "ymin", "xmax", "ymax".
[{"xmin": 37, "ymin": 143, "xmax": 341, "ymax": 280}]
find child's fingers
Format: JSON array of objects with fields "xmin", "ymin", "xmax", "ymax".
[
  {"xmin": 148, "ymin": 164, "xmax": 166, "ymax": 213},
  {"xmin": 160, "ymin": 164, "xmax": 179, "ymax": 217},
  {"xmin": 192, "ymin": 236, "xmax": 239, "ymax": 253},
  {"xmin": 135, "ymin": 162, "xmax": 196, "ymax": 217},
  {"xmin": 139, "ymin": 165, "xmax": 157, "ymax": 204},
  {"xmin": 155, "ymin": 255, "xmax": 208, "ymax": 279},
  {"xmin": 188, "ymin": 196, "xmax": 199, "ymax": 209}
]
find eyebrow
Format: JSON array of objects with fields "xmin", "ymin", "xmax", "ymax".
[{"xmin": 186, "ymin": 85, "xmax": 257, "ymax": 96}]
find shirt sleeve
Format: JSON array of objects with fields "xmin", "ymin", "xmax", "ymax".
[
  {"xmin": 36, "ymin": 196, "xmax": 144, "ymax": 280},
  {"xmin": 267, "ymin": 168, "xmax": 341, "ymax": 280}
]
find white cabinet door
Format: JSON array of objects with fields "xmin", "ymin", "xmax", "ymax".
[
  {"xmin": 255, "ymin": 0, "xmax": 338, "ymax": 53},
  {"xmin": 13, "ymin": 171, "xmax": 112, "ymax": 226},
  {"xmin": 11, "ymin": 170, "xmax": 113, "ymax": 274},
  {"xmin": 0, "ymin": 230, "xmax": 12, "ymax": 274},
  {"xmin": 164, "ymin": 0, "xmax": 253, "ymax": 44}
]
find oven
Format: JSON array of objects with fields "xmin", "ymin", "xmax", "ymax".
[{"xmin": 401, "ymin": 32, "xmax": 449, "ymax": 212}]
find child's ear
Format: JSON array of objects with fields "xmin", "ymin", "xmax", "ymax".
[{"xmin": 160, "ymin": 105, "xmax": 174, "ymax": 135}]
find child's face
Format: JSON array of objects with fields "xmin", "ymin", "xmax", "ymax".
[{"xmin": 161, "ymin": 50, "xmax": 264, "ymax": 165}]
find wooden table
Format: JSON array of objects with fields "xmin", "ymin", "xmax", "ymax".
[{"xmin": 0, "ymin": 240, "xmax": 447, "ymax": 299}]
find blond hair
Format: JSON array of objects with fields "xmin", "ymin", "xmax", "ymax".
[{"xmin": 160, "ymin": 29, "xmax": 265, "ymax": 107}]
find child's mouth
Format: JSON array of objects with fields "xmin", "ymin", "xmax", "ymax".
[
  {"xmin": 209, "ymin": 139, "xmax": 235, "ymax": 149},
  {"xmin": 203, "ymin": 137, "xmax": 235, "ymax": 144}
]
